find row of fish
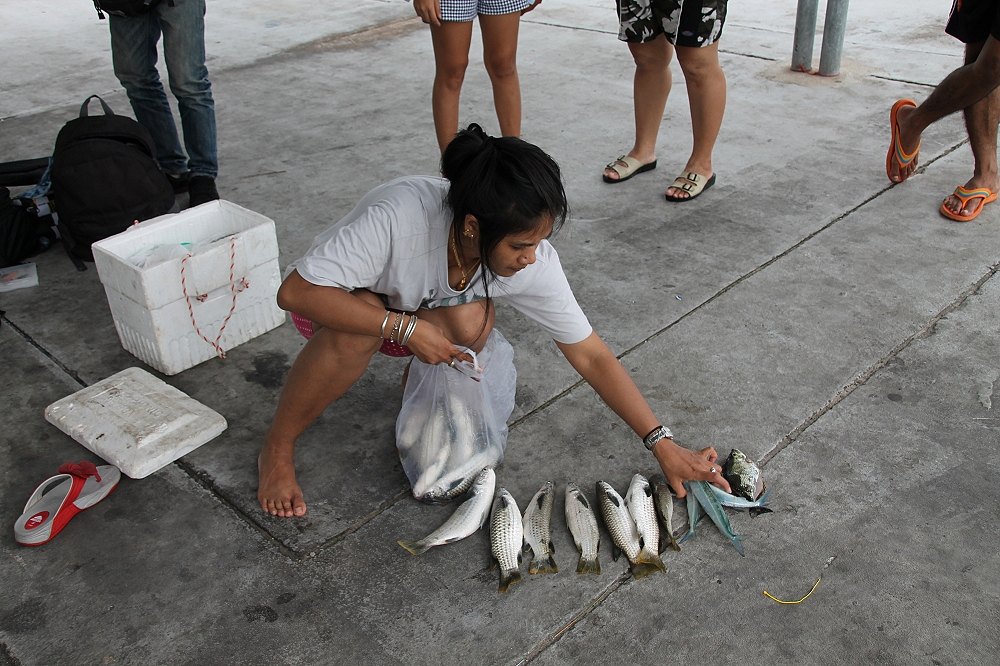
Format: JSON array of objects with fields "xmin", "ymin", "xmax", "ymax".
[{"xmin": 398, "ymin": 449, "xmax": 770, "ymax": 592}]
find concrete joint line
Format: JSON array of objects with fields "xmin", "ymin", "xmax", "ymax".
[
  {"xmin": 869, "ymin": 74, "xmax": 939, "ymax": 90},
  {"xmin": 0, "ymin": 311, "xmax": 87, "ymax": 388},
  {"xmin": 304, "ymin": 486, "xmax": 413, "ymax": 560},
  {"xmin": 512, "ymin": 571, "xmax": 632, "ymax": 666},
  {"xmin": 761, "ymin": 260, "xmax": 1000, "ymax": 467},
  {"xmin": 173, "ymin": 459, "xmax": 304, "ymax": 562}
]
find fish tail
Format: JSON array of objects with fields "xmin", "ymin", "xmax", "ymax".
[
  {"xmin": 630, "ymin": 560, "xmax": 663, "ymax": 580},
  {"xmin": 498, "ymin": 569, "xmax": 523, "ymax": 593},
  {"xmin": 529, "ymin": 554, "xmax": 559, "ymax": 575},
  {"xmin": 576, "ymin": 556, "xmax": 601, "ymax": 575},
  {"xmin": 637, "ymin": 550, "xmax": 667, "ymax": 573},
  {"xmin": 396, "ymin": 539, "xmax": 429, "ymax": 556}
]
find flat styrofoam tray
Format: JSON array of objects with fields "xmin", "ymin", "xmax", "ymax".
[{"xmin": 44, "ymin": 367, "xmax": 228, "ymax": 479}]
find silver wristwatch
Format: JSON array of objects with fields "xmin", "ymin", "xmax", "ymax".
[{"xmin": 643, "ymin": 425, "xmax": 674, "ymax": 452}]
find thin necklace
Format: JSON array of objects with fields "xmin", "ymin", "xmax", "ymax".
[{"xmin": 450, "ymin": 236, "xmax": 479, "ymax": 290}]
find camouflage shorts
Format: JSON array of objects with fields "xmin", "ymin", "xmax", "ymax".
[{"xmin": 616, "ymin": 0, "xmax": 728, "ymax": 47}]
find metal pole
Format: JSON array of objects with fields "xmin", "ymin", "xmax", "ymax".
[
  {"xmin": 791, "ymin": 0, "xmax": 820, "ymax": 72},
  {"xmin": 818, "ymin": 0, "xmax": 851, "ymax": 76}
]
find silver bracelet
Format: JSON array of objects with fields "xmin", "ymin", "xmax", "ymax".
[
  {"xmin": 643, "ymin": 425, "xmax": 674, "ymax": 452},
  {"xmin": 400, "ymin": 314, "xmax": 418, "ymax": 345},
  {"xmin": 378, "ymin": 311, "xmax": 391, "ymax": 339}
]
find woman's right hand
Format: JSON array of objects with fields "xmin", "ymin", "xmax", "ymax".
[{"xmin": 413, "ymin": 0, "xmax": 441, "ymax": 26}]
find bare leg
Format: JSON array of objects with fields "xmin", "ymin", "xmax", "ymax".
[
  {"xmin": 479, "ymin": 12, "xmax": 522, "ymax": 138},
  {"xmin": 604, "ymin": 36, "xmax": 673, "ymax": 181},
  {"xmin": 258, "ymin": 293, "xmax": 384, "ymax": 518},
  {"xmin": 891, "ymin": 35, "xmax": 1000, "ymax": 182},
  {"xmin": 258, "ymin": 296, "xmax": 494, "ymax": 517},
  {"xmin": 666, "ymin": 42, "xmax": 726, "ymax": 199},
  {"xmin": 943, "ymin": 41, "xmax": 1000, "ymax": 216},
  {"xmin": 430, "ymin": 21, "xmax": 475, "ymax": 152}
]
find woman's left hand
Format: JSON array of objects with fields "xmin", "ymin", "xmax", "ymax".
[
  {"xmin": 521, "ymin": 0, "xmax": 542, "ymax": 14},
  {"xmin": 652, "ymin": 439, "xmax": 731, "ymax": 498}
]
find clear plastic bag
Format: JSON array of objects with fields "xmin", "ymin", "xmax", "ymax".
[{"xmin": 395, "ymin": 329, "xmax": 516, "ymax": 503}]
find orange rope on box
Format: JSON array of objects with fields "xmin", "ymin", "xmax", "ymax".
[{"xmin": 180, "ymin": 235, "xmax": 249, "ymax": 359}]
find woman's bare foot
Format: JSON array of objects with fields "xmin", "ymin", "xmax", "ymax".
[{"xmin": 257, "ymin": 448, "xmax": 307, "ymax": 517}]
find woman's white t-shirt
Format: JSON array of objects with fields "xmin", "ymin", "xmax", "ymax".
[{"xmin": 291, "ymin": 176, "xmax": 592, "ymax": 345}]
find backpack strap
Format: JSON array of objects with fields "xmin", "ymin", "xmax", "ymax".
[{"xmin": 79, "ymin": 95, "xmax": 115, "ymax": 119}]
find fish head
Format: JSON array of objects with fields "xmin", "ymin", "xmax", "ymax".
[
  {"xmin": 472, "ymin": 467, "xmax": 496, "ymax": 495},
  {"xmin": 596, "ymin": 481, "xmax": 623, "ymax": 508},
  {"xmin": 722, "ymin": 449, "xmax": 764, "ymax": 501}
]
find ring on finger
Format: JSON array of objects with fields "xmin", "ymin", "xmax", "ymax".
[
  {"xmin": 709, "ymin": 466, "xmax": 717, "ymax": 474},
  {"xmin": 449, "ymin": 359, "xmax": 456, "ymax": 368}
]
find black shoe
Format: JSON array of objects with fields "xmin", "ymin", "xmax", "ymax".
[
  {"xmin": 165, "ymin": 171, "xmax": 190, "ymax": 194},
  {"xmin": 188, "ymin": 176, "xmax": 220, "ymax": 207}
]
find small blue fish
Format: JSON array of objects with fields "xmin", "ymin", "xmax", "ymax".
[
  {"xmin": 687, "ymin": 481, "xmax": 745, "ymax": 557},
  {"xmin": 678, "ymin": 489, "xmax": 703, "ymax": 545},
  {"xmin": 708, "ymin": 484, "xmax": 772, "ymax": 516}
]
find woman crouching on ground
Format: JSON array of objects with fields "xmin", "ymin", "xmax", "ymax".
[{"xmin": 257, "ymin": 124, "xmax": 730, "ymax": 517}]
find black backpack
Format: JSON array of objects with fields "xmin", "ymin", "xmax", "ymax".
[
  {"xmin": 0, "ymin": 187, "xmax": 57, "ymax": 269},
  {"xmin": 91, "ymin": 0, "xmax": 162, "ymax": 19},
  {"xmin": 50, "ymin": 95, "xmax": 174, "ymax": 263}
]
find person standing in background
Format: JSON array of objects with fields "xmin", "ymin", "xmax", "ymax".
[
  {"xmin": 108, "ymin": 0, "xmax": 220, "ymax": 206},
  {"xmin": 412, "ymin": 0, "xmax": 541, "ymax": 152},
  {"xmin": 603, "ymin": 0, "xmax": 728, "ymax": 203},
  {"xmin": 886, "ymin": 0, "xmax": 1000, "ymax": 222}
]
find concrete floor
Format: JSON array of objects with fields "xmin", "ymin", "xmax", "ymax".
[{"xmin": 3, "ymin": 0, "xmax": 1000, "ymax": 664}]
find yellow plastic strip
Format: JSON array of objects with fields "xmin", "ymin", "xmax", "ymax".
[{"xmin": 762, "ymin": 577, "xmax": 821, "ymax": 604}]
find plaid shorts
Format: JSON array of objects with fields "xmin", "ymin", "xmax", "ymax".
[
  {"xmin": 290, "ymin": 312, "xmax": 413, "ymax": 357},
  {"xmin": 616, "ymin": 0, "xmax": 727, "ymax": 47},
  {"xmin": 441, "ymin": 0, "xmax": 533, "ymax": 22},
  {"xmin": 946, "ymin": 0, "xmax": 1000, "ymax": 44}
]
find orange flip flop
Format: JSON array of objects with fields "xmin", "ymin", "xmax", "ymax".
[
  {"xmin": 939, "ymin": 185, "xmax": 998, "ymax": 222},
  {"xmin": 886, "ymin": 98, "xmax": 919, "ymax": 183}
]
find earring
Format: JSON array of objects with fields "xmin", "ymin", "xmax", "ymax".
[{"xmin": 463, "ymin": 228, "xmax": 474, "ymax": 238}]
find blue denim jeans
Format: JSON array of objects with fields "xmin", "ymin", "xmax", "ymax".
[{"xmin": 109, "ymin": 0, "xmax": 217, "ymax": 178}]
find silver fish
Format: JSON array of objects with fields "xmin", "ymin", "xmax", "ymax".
[
  {"xmin": 624, "ymin": 474, "xmax": 666, "ymax": 574},
  {"xmin": 490, "ymin": 487, "xmax": 523, "ymax": 593},
  {"xmin": 687, "ymin": 480, "xmax": 745, "ymax": 557},
  {"xmin": 522, "ymin": 481, "xmax": 558, "ymax": 574},
  {"xmin": 722, "ymin": 448, "xmax": 765, "ymax": 501},
  {"xmin": 596, "ymin": 481, "xmax": 661, "ymax": 579},
  {"xmin": 397, "ymin": 468, "xmax": 495, "ymax": 555},
  {"xmin": 709, "ymin": 483, "xmax": 772, "ymax": 515},
  {"xmin": 564, "ymin": 483, "xmax": 601, "ymax": 574},
  {"xmin": 648, "ymin": 474, "xmax": 681, "ymax": 553}
]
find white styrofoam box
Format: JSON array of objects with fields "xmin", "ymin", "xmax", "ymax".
[
  {"xmin": 44, "ymin": 367, "xmax": 228, "ymax": 479},
  {"xmin": 92, "ymin": 200, "xmax": 285, "ymax": 375}
]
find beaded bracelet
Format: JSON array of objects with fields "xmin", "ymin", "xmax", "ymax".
[{"xmin": 389, "ymin": 312, "xmax": 404, "ymax": 343}]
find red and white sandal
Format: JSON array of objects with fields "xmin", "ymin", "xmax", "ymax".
[{"xmin": 14, "ymin": 461, "xmax": 121, "ymax": 546}]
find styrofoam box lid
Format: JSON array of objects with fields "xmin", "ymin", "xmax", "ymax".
[
  {"xmin": 92, "ymin": 200, "xmax": 280, "ymax": 310},
  {"xmin": 44, "ymin": 367, "xmax": 228, "ymax": 479}
]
